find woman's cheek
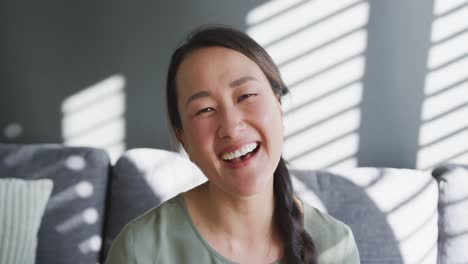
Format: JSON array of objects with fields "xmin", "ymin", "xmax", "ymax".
[
  {"xmin": 246, "ymin": 99, "xmax": 275, "ymax": 119},
  {"xmin": 260, "ymin": 100, "xmax": 284, "ymax": 136},
  {"xmin": 189, "ymin": 118, "xmax": 215, "ymax": 143}
]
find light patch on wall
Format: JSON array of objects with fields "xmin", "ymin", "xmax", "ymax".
[
  {"xmin": 246, "ymin": 0, "xmax": 305, "ymax": 26},
  {"xmin": 431, "ymin": 4, "xmax": 468, "ymax": 43},
  {"xmin": 418, "ymin": 0, "xmax": 468, "ymax": 169},
  {"xmin": 3, "ymin": 123, "xmax": 23, "ymax": 139},
  {"xmin": 61, "ymin": 74, "xmax": 126, "ymax": 163},
  {"xmin": 247, "ymin": 0, "xmax": 369, "ymax": 170}
]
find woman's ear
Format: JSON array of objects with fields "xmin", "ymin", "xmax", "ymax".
[
  {"xmin": 175, "ymin": 129, "xmax": 185, "ymax": 146},
  {"xmin": 275, "ymin": 93, "xmax": 284, "ymax": 119},
  {"xmin": 175, "ymin": 129, "xmax": 196, "ymax": 163},
  {"xmin": 275, "ymin": 93, "xmax": 281, "ymax": 101},
  {"xmin": 175, "ymin": 128, "xmax": 189, "ymax": 153}
]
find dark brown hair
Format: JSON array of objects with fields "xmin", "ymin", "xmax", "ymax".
[{"xmin": 165, "ymin": 25, "xmax": 317, "ymax": 264}]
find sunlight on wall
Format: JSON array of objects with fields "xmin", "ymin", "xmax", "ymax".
[
  {"xmin": 418, "ymin": 0, "xmax": 468, "ymax": 169},
  {"xmin": 247, "ymin": 0, "xmax": 369, "ymax": 170},
  {"xmin": 61, "ymin": 74, "xmax": 126, "ymax": 163},
  {"xmin": 3, "ymin": 123, "xmax": 23, "ymax": 139}
]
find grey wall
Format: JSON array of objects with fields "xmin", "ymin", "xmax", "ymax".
[
  {"xmin": 2, "ymin": 0, "xmax": 464, "ymax": 169},
  {"xmin": 0, "ymin": 0, "xmax": 268, "ymax": 149},
  {"xmin": 358, "ymin": 0, "xmax": 434, "ymax": 168}
]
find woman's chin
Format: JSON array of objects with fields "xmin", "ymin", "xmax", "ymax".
[{"xmin": 229, "ymin": 177, "xmax": 274, "ymax": 198}]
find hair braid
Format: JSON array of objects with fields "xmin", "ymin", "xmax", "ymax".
[{"xmin": 274, "ymin": 158, "xmax": 317, "ymax": 263}]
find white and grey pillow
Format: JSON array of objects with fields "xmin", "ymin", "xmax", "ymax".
[{"xmin": 0, "ymin": 178, "xmax": 53, "ymax": 264}]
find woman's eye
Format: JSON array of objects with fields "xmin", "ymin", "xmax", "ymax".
[
  {"xmin": 237, "ymin": 93, "xmax": 257, "ymax": 103},
  {"xmin": 196, "ymin": 107, "xmax": 215, "ymax": 116}
]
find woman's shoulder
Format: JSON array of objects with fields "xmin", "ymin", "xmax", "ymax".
[
  {"xmin": 106, "ymin": 193, "xmax": 230, "ymax": 264},
  {"xmin": 302, "ymin": 202, "xmax": 360, "ymax": 263},
  {"xmin": 105, "ymin": 194, "xmax": 194, "ymax": 264},
  {"xmin": 120, "ymin": 194, "xmax": 186, "ymax": 236}
]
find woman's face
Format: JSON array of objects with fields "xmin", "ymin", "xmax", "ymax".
[{"xmin": 176, "ymin": 46, "xmax": 283, "ymax": 197}]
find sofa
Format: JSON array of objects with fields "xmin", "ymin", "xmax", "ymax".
[{"xmin": 0, "ymin": 143, "xmax": 467, "ymax": 264}]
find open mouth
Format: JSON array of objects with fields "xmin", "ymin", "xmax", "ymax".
[{"xmin": 221, "ymin": 142, "xmax": 261, "ymax": 163}]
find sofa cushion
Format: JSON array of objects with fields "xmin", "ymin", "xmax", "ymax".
[
  {"xmin": 0, "ymin": 144, "xmax": 110, "ymax": 264},
  {"xmin": 291, "ymin": 168, "xmax": 439, "ymax": 264},
  {"xmin": 0, "ymin": 178, "xmax": 53, "ymax": 264},
  {"xmin": 102, "ymin": 148, "xmax": 206, "ymax": 259},
  {"xmin": 432, "ymin": 164, "xmax": 468, "ymax": 264},
  {"xmin": 102, "ymin": 148, "xmax": 440, "ymax": 264}
]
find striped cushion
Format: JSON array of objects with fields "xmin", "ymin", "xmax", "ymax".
[{"xmin": 0, "ymin": 178, "xmax": 53, "ymax": 264}]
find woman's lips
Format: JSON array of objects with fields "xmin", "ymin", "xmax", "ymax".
[
  {"xmin": 221, "ymin": 143, "xmax": 261, "ymax": 169},
  {"xmin": 218, "ymin": 141, "xmax": 260, "ymax": 160},
  {"xmin": 221, "ymin": 142, "xmax": 259, "ymax": 161}
]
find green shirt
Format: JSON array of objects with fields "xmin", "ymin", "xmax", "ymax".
[{"xmin": 106, "ymin": 194, "xmax": 360, "ymax": 264}]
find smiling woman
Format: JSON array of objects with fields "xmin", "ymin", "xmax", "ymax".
[
  {"xmin": 105, "ymin": 26, "xmax": 360, "ymax": 264},
  {"xmin": 175, "ymin": 46, "xmax": 284, "ymax": 197}
]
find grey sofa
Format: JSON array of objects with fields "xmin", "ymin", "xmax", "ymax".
[{"xmin": 0, "ymin": 143, "xmax": 467, "ymax": 264}]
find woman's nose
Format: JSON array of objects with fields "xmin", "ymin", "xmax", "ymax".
[{"xmin": 217, "ymin": 106, "xmax": 245, "ymax": 139}]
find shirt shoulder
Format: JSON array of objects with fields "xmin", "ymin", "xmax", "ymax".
[
  {"xmin": 125, "ymin": 194, "xmax": 186, "ymax": 235},
  {"xmin": 303, "ymin": 203, "xmax": 360, "ymax": 264},
  {"xmin": 105, "ymin": 195, "xmax": 195, "ymax": 264},
  {"xmin": 105, "ymin": 195, "xmax": 224, "ymax": 264}
]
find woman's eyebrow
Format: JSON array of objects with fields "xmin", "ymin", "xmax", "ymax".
[
  {"xmin": 229, "ymin": 76, "xmax": 257, "ymax": 88},
  {"xmin": 185, "ymin": 76, "xmax": 257, "ymax": 106},
  {"xmin": 185, "ymin": 90, "xmax": 210, "ymax": 106}
]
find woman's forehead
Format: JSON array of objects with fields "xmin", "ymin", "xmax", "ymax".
[{"xmin": 176, "ymin": 46, "xmax": 265, "ymax": 91}]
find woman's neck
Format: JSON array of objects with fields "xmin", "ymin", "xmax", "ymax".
[
  {"xmin": 184, "ymin": 181, "xmax": 284, "ymax": 260},
  {"xmin": 203, "ymin": 181, "xmax": 276, "ymax": 239},
  {"xmin": 184, "ymin": 181, "xmax": 304, "ymax": 237}
]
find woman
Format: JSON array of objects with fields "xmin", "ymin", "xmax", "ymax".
[{"xmin": 106, "ymin": 26, "xmax": 360, "ymax": 264}]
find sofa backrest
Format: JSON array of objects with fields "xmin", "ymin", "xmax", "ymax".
[
  {"xmin": 103, "ymin": 148, "xmax": 445, "ymax": 263},
  {"xmin": 0, "ymin": 144, "xmax": 110, "ymax": 264},
  {"xmin": 4, "ymin": 144, "xmax": 466, "ymax": 264},
  {"xmin": 291, "ymin": 168, "xmax": 439, "ymax": 263}
]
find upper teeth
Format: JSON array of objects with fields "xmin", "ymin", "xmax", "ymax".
[{"xmin": 222, "ymin": 142, "xmax": 258, "ymax": 161}]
